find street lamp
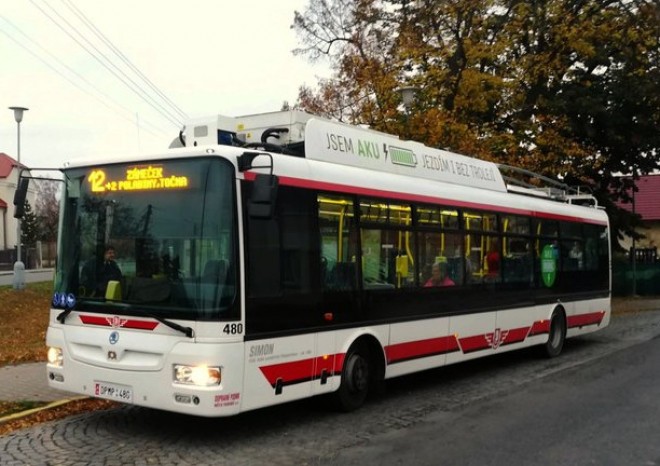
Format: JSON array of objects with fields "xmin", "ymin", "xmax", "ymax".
[
  {"xmin": 397, "ymin": 86, "xmax": 419, "ymax": 113},
  {"xmin": 9, "ymin": 106, "xmax": 28, "ymax": 290},
  {"xmin": 396, "ymin": 86, "xmax": 419, "ymax": 139}
]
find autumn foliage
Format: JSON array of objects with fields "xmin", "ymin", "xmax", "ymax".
[
  {"xmin": 0, "ymin": 282, "xmax": 119, "ymax": 433},
  {"xmin": 0, "ymin": 283, "xmax": 52, "ymax": 366},
  {"xmin": 292, "ymin": 0, "xmax": 660, "ymax": 237}
]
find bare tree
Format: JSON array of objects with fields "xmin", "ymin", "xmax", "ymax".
[{"xmin": 35, "ymin": 178, "xmax": 60, "ymax": 243}]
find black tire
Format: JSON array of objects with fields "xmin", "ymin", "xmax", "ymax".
[
  {"xmin": 332, "ymin": 342, "xmax": 371, "ymax": 412},
  {"xmin": 543, "ymin": 310, "xmax": 566, "ymax": 358}
]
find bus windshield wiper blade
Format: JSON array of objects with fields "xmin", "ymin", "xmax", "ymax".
[
  {"xmin": 130, "ymin": 310, "xmax": 195, "ymax": 338},
  {"xmin": 57, "ymin": 309, "xmax": 72, "ymax": 324},
  {"xmin": 153, "ymin": 315, "xmax": 194, "ymax": 338},
  {"xmin": 57, "ymin": 297, "xmax": 105, "ymax": 324},
  {"xmin": 58, "ymin": 301, "xmax": 193, "ymax": 338}
]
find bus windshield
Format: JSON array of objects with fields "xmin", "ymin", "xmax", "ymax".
[{"xmin": 55, "ymin": 157, "xmax": 238, "ymax": 321}]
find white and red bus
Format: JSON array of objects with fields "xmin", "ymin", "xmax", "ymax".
[{"xmin": 40, "ymin": 111, "xmax": 610, "ymax": 416}]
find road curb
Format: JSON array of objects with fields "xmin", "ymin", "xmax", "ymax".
[{"xmin": 0, "ymin": 396, "xmax": 88, "ymax": 424}]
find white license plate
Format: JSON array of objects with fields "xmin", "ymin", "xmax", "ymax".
[{"xmin": 94, "ymin": 381, "xmax": 133, "ymax": 403}]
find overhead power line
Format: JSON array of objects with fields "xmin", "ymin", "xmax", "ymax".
[
  {"xmin": 29, "ymin": 0, "xmax": 183, "ymax": 128},
  {"xmin": 0, "ymin": 16, "xmax": 167, "ymax": 138},
  {"xmin": 61, "ymin": 0, "xmax": 188, "ymax": 121}
]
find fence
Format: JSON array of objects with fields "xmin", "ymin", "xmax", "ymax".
[
  {"xmin": 0, "ymin": 241, "xmax": 56, "ymax": 271},
  {"xmin": 631, "ymin": 247, "xmax": 658, "ymax": 264},
  {"xmin": 612, "ymin": 248, "xmax": 660, "ymax": 296}
]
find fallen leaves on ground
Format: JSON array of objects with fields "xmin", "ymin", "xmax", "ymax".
[
  {"xmin": 0, "ymin": 282, "xmax": 118, "ymax": 437},
  {"xmin": 0, "ymin": 399, "xmax": 116, "ymax": 436},
  {"xmin": 0, "ymin": 282, "xmax": 52, "ymax": 366},
  {"xmin": 612, "ymin": 297, "xmax": 660, "ymax": 315},
  {"xmin": 0, "ymin": 400, "xmax": 49, "ymax": 418}
]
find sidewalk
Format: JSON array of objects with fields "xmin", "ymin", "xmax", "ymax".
[
  {"xmin": 0, "ymin": 362, "xmax": 75, "ymax": 403},
  {"xmin": 2, "ymin": 270, "xmax": 67, "ymax": 406}
]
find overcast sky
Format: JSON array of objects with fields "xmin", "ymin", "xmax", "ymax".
[{"xmin": 0, "ymin": 0, "xmax": 328, "ymax": 169}]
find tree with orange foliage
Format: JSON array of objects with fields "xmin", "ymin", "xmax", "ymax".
[{"xmin": 292, "ymin": 0, "xmax": 659, "ymax": 239}]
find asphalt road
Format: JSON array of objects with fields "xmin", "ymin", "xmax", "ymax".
[
  {"xmin": 2, "ymin": 308, "xmax": 660, "ymax": 465},
  {"xmin": 0, "ymin": 268, "xmax": 53, "ymax": 287},
  {"xmin": 327, "ymin": 326, "xmax": 660, "ymax": 466}
]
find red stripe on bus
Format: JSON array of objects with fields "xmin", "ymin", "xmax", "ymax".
[
  {"xmin": 79, "ymin": 314, "xmax": 159, "ymax": 330},
  {"xmin": 459, "ymin": 326, "xmax": 532, "ymax": 353},
  {"xmin": 385, "ymin": 335, "xmax": 460, "ymax": 364},
  {"xmin": 243, "ymin": 172, "xmax": 607, "ymax": 225},
  {"xmin": 258, "ymin": 311, "xmax": 606, "ymax": 387},
  {"xmin": 458, "ymin": 334, "xmax": 491, "ymax": 353},
  {"xmin": 315, "ymin": 354, "xmax": 345, "ymax": 379},
  {"xmin": 259, "ymin": 354, "xmax": 345, "ymax": 387},
  {"xmin": 567, "ymin": 311, "xmax": 606, "ymax": 328},
  {"xmin": 504, "ymin": 327, "xmax": 530, "ymax": 345},
  {"xmin": 529, "ymin": 320, "xmax": 551, "ymax": 336}
]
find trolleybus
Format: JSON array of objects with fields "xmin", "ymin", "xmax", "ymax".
[{"xmin": 32, "ymin": 110, "xmax": 610, "ymax": 416}]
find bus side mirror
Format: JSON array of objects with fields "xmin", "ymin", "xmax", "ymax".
[
  {"xmin": 249, "ymin": 174, "xmax": 279, "ymax": 219},
  {"xmin": 13, "ymin": 176, "xmax": 29, "ymax": 219}
]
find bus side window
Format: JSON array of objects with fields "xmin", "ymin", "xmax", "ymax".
[
  {"xmin": 484, "ymin": 236, "xmax": 501, "ymax": 282},
  {"xmin": 502, "ymin": 238, "xmax": 533, "ymax": 285},
  {"xmin": 443, "ymin": 232, "xmax": 464, "ymax": 285},
  {"xmin": 318, "ymin": 194, "xmax": 357, "ymax": 291},
  {"xmin": 246, "ymin": 215, "xmax": 281, "ymax": 297},
  {"xmin": 278, "ymin": 187, "xmax": 320, "ymax": 294}
]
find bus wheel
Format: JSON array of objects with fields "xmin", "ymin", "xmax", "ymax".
[
  {"xmin": 333, "ymin": 341, "xmax": 370, "ymax": 412},
  {"xmin": 543, "ymin": 309, "xmax": 566, "ymax": 358}
]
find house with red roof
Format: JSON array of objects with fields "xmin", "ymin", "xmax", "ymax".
[
  {"xmin": 0, "ymin": 152, "xmax": 36, "ymax": 255},
  {"xmin": 616, "ymin": 174, "xmax": 660, "ymax": 259}
]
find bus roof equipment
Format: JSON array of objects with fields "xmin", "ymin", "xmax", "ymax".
[{"xmin": 173, "ymin": 109, "xmax": 597, "ymax": 205}]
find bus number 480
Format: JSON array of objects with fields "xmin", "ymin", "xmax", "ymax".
[{"xmin": 223, "ymin": 323, "xmax": 243, "ymax": 335}]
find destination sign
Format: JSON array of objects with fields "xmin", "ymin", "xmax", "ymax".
[{"xmin": 87, "ymin": 165, "xmax": 189, "ymax": 193}]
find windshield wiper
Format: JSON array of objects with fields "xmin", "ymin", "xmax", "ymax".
[
  {"xmin": 136, "ymin": 311, "xmax": 195, "ymax": 338},
  {"xmin": 56, "ymin": 296, "xmax": 105, "ymax": 324},
  {"xmin": 58, "ymin": 302, "xmax": 194, "ymax": 338},
  {"xmin": 57, "ymin": 309, "xmax": 72, "ymax": 324}
]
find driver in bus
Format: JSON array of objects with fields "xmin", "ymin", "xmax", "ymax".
[
  {"xmin": 81, "ymin": 246, "xmax": 123, "ymax": 297},
  {"xmin": 98, "ymin": 246, "xmax": 123, "ymax": 294},
  {"xmin": 424, "ymin": 262, "xmax": 455, "ymax": 287}
]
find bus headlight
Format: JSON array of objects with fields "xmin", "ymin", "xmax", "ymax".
[
  {"xmin": 47, "ymin": 347, "xmax": 63, "ymax": 367},
  {"xmin": 173, "ymin": 364, "xmax": 221, "ymax": 386}
]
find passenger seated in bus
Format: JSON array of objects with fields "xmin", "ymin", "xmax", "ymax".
[
  {"xmin": 160, "ymin": 253, "xmax": 181, "ymax": 280},
  {"xmin": 569, "ymin": 241, "xmax": 584, "ymax": 269},
  {"xmin": 486, "ymin": 242, "xmax": 500, "ymax": 277},
  {"xmin": 424, "ymin": 262, "xmax": 455, "ymax": 287}
]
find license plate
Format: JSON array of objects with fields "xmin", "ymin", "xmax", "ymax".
[{"xmin": 94, "ymin": 381, "xmax": 133, "ymax": 403}]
